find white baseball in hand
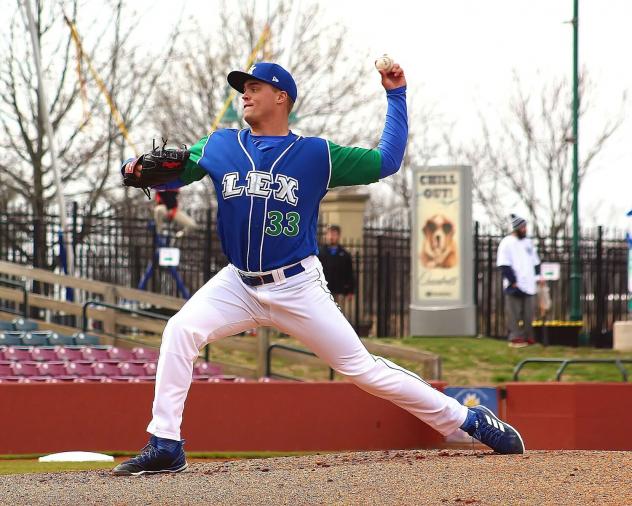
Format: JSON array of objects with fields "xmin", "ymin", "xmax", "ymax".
[{"xmin": 375, "ymin": 54, "xmax": 394, "ymax": 72}]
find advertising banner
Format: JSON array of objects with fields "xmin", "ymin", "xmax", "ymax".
[
  {"xmin": 410, "ymin": 166, "xmax": 476, "ymax": 336},
  {"xmin": 414, "ymin": 170, "xmax": 462, "ymax": 302}
]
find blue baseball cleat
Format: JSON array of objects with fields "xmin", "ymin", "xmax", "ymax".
[
  {"xmin": 462, "ymin": 405, "xmax": 525, "ymax": 454},
  {"xmin": 112, "ymin": 435, "xmax": 188, "ymax": 476}
]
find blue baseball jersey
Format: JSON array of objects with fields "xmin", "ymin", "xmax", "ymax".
[
  {"xmin": 180, "ymin": 129, "xmax": 380, "ymax": 271},
  {"xmin": 169, "ymin": 87, "xmax": 407, "ymax": 272}
]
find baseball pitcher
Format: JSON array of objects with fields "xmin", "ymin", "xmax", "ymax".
[{"xmin": 114, "ymin": 61, "xmax": 524, "ymax": 476}]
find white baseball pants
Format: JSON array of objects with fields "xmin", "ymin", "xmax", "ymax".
[{"xmin": 147, "ymin": 256, "xmax": 468, "ymax": 440}]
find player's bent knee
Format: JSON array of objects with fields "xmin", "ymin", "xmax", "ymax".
[{"xmin": 161, "ymin": 314, "xmax": 204, "ymax": 356}]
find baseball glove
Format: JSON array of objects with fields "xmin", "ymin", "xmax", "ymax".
[{"xmin": 122, "ymin": 139, "xmax": 190, "ymax": 198}]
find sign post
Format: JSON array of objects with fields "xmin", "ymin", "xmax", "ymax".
[{"xmin": 410, "ymin": 166, "xmax": 476, "ymax": 336}]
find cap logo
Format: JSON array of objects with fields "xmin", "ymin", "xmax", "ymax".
[
  {"xmin": 249, "ymin": 65, "xmax": 256, "ymax": 74},
  {"xmin": 272, "ymin": 76, "xmax": 279, "ymax": 82}
]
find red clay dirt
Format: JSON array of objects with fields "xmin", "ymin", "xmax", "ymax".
[{"xmin": 1, "ymin": 449, "xmax": 630, "ymax": 505}]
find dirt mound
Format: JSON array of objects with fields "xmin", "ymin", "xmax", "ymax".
[{"xmin": 2, "ymin": 450, "xmax": 630, "ymax": 505}]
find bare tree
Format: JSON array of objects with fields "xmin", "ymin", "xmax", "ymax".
[
  {"xmin": 0, "ymin": 0, "xmax": 180, "ymax": 267},
  {"xmin": 446, "ymin": 72, "xmax": 625, "ymax": 238}
]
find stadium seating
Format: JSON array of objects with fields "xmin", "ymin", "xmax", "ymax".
[
  {"xmin": 56, "ymin": 346, "xmax": 84, "ymax": 361},
  {"xmin": 11, "ymin": 361, "xmax": 40, "ymax": 377},
  {"xmin": 37, "ymin": 361, "xmax": 68, "ymax": 377},
  {"xmin": 92, "ymin": 362, "xmax": 120, "ymax": 377},
  {"xmin": 118, "ymin": 362, "xmax": 145, "ymax": 377},
  {"xmin": 22, "ymin": 331, "xmax": 53, "ymax": 346},
  {"xmin": 195, "ymin": 362, "xmax": 223, "ymax": 376},
  {"xmin": 0, "ymin": 344, "xmax": 224, "ymax": 383},
  {"xmin": 81, "ymin": 347, "xmax": 111, "ymax": 362},
  {"xmin": 12, "ymin": 318, "xmax": 38, "ymax": 332},
  {"xmin": 4, "ymin": 346, "xmax": 31, "ymax": 362},
  {"xmin": 0, "ymin": 320, "xmax": 14, "ymax": 331},
  {"xmin": 0, "ymin": 362, "xmax": 12, "ymax": 376},
  {"xmin": 0, "ymin": 332, "xmax": 25, "ymax": 346},
  {"xmin": 133, "ymin": 347, "xmax": 160, "ymax": 362},
  {"xmin": 48, "ymin": 333, "xmax": 76, "ymax": 346},
  {"xmin": 30, "ymin": 347, "xmax": 57, "ymax": 362},
  {"xmin": 73, "ymin": 332, "xmax": 100, "ymax": 346},
  {"xmin": 66, "ymin": 361, "xmax": 96, "ymax": 377},
  {"xmin": 108, "ymin": 347, "xmax": 135, "ymax": 362}
]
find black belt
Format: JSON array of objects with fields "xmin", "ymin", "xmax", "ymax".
[{"xmin": 238, "ymin": 263, "xmax": 305, "ymax": 287}]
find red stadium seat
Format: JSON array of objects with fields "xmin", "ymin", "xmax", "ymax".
[
  {"xmin": 56, "ymin": 346, "xmax": 84, "ymax": 362},
  {"xmin": 194, "ymin": 362, "xmax": 222, "ymax": 376},
  {"xmin": 92, "ymin": 362, "xmax": 119, "ymax": 377},
  {"xmin": 4, "ymin": 346, "xmax": 32, "ymax": 362},
  {"xmin": 144, "ymin": 363, "xmax": 157, "ymax": 376},
  {"xmin": 118, "ymin": 362, "xmax": 145, "ymax": 377},
  {"xmin": 82, "ymin": 347, "xmax": 111, "ymax": 362},
  {"xmin": 11, "ymin": 361, "xmax": 40, "ymax": 377},
  {"xmin": 133, "ymin": 347, "xmax": 160, "ymax": 362},
  {"xmin": 0, "ymin": 362, "xmax": 12, "ymax": 376},
  {"xmin": 66, "ymin": 361, "xmax": 95, "ymax": 377},
  {"xmin": 108, "ymin": 347, "xmax": 135, "ymax": 362},
  {"xmin": 30, "ymin": 347, "xmax": 58, "ymax": 362},
  {"xmin": 37, "ymin": 361, "xmax": 68, "ymax": 377}
]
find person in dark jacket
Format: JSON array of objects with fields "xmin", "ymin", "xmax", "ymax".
[{"xmin": 319, "ymin": 225, "xmax": 355, "ymax": 309}]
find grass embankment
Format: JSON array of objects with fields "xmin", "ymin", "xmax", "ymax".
[
  {"xmin": 208, "ymin": 335, "xmax": 632, "ymax": 385},
  {"xmin": 381, "ymin": 336, "xmax": 632, "ymax": 385}
]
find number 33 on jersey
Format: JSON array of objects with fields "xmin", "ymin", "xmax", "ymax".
[{"xmin": 175, "ymin": 128, "xmax": 382, "ymax": 272}]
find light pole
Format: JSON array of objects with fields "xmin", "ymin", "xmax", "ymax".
[
  {"xmin": 23, "ymin": 0, "xmax": 74, "ymax": 275},
  {"xmin": 570, "ymin": 0, "xmax": 582, "ymax": 321}
]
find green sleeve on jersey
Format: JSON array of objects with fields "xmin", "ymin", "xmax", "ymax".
[
  {"xmin": 327, "ymin": 141, "xmax": 382, "ymax": 188},
  {"xmin": 180, "ymin": 135, "xmax": 209, "ymax": 184}
]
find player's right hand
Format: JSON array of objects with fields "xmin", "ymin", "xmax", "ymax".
[{"xmin": 379, "ymin": 63, "xmax": 407, "ymax": 90}]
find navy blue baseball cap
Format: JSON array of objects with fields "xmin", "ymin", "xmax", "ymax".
[{"xmin": 227, "ymin": 62, "xmax": 298, "ymax": 102}]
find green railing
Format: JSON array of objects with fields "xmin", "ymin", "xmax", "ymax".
[
  {"xmin": 266, "ymin": 343, "xmax": 335, "ymax": 381},
  {"xmin": 513, "ymin": 358, "xmax": 631, "ymax": 382},
  {"xmin": 81, "ymin": 300, "xmax": 169, "ymax": 334}
]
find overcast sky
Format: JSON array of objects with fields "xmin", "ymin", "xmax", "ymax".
[
  {"xmin": 94, "ymin": 0, "xmax": 632, "ymax": 229},
  {"xmin": 331, "ymin": 0, "xmax": 631, "ymax": 228}
]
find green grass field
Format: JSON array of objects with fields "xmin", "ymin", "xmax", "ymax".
[
  {"xmin": 0, "ymin": 460, "xmax": 114, "ymax": 475},
  {"xmin": 383, "ymin": 336, "xmax": 632, "ymax": 385},
  {"xmin": 0, "ymin": 451, "xmax": 318, "ymax": 475},
  {"xmin": 209, "ymin": 335, "xmax": 632, "ymax": 385}
]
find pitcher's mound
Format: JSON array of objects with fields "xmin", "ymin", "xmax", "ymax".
[{"xmin": 3, "ymin": 450, "xmax": 631, "ymax": 505}]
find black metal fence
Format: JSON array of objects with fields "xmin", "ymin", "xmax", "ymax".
[
  {"xmin": 474, "ymin": 225, "xmax": 630, "ymax": 345},
  {"xmin": 0, "ymin": 203, "xmax": 629, "ymax": 340}
]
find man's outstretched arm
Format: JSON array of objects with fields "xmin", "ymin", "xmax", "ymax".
[{"xmin": 328, "ymin": 63, "xmax": 408, "ymax": 188}]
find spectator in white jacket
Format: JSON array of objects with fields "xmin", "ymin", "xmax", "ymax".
[{"xmin": 496, "ymin": 214, "xmax": 543, "ymax": 347}]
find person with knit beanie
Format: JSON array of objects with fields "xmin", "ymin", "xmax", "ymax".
[{"xmin": 496, "ymin": 214, "xmax": 543, "ymax": 347}]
